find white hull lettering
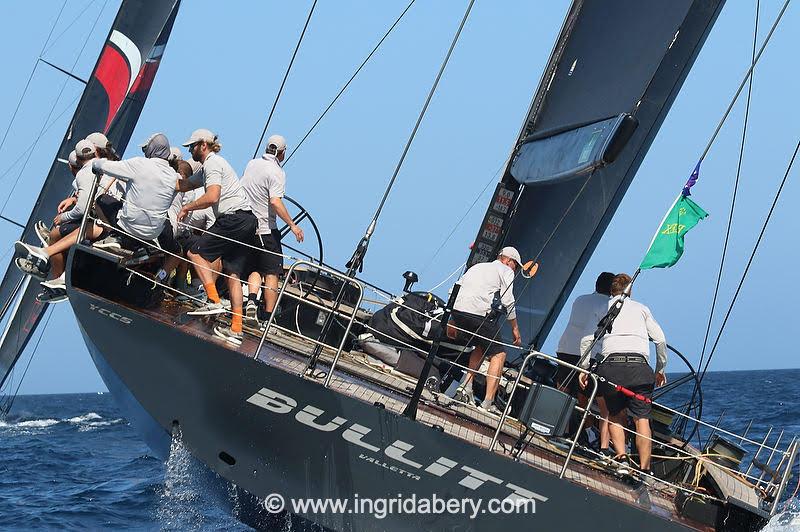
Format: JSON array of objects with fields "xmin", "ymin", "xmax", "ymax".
[
  {"xmin": 246, "ymin": 388, "xmax": 297, "ymax": 414},
  {"xmin": 295, "ymin": 405, "xmax": 347, "ymax": 432},
  {"xmin": 342, "ymin": 423, "xmax": 380, "ymax": 452},
  {"xmin": 245, "ymin": 386, "xmax": 546, "ymax": 504}
]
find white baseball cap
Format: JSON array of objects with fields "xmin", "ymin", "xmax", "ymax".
[
  {"xmin": 266, "ymin": 134, "xmax": 286, "ymax": 152},
  {"xmin": 169, "ymin": 146, "xmax": 183, "ymax": 161},
  {"xmin": 68, "ymin": 150, "xmax": 78, "ymax": 167},
  {"xmin": 182, "ymin": 128, "xmax": 217, "ymax": 147},
  {"xmin": 75, "ymin": 139, "xmax": 96, "ymax": 159},
  {"xmin": 499, "ymin": 246, "xmax": 523, "ymax": 266},
  {"xmin": 86, "ymin": 132, "xmax": 110, "ymax": 149}
]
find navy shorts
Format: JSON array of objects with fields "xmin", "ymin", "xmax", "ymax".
[
  {"xmin": 248, "ymin": 229, "xmax": 283, "ymax": 276},
  {"xmin": 595, "ymin": 354, "xmax": 655, "ymax": 419},
  {"xmin": 450, "ymin": 310, "xmax": 505, "ymax": 358},
  {"xmin": 190, "ymin": 210, "xmax": 257, "ymax": 277}
]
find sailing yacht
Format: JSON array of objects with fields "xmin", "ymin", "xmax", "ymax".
[{"xmin": 0, "ymin": 0, "xmax": 797, "ymax": 530}]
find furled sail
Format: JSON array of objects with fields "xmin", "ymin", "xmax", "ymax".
[
  {"xmin": 0, "ymin": 0, "xmax": 181, "ymax": 390},
  {"xmin": 466, "ymin": 0, "xmax": 725, "ymax": 349}
]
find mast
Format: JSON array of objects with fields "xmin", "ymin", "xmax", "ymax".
[
  {"xmin": 0, "ymin": 0, "xmax": 181, "ymax": 392},
  {"xmin": 465, "ymin": 0, "xmax": 725, "ymax": 349}
]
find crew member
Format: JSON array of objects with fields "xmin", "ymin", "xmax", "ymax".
[
  {"xmin": 90, "ymin": 133, "xmax": 182, "ymax": 281},
  {"xmin": 579, "ymin": 273, "xmax": 667, "ymax": 474},
  {"xmin": 240, "ymin": 134, "xmax": 304, "ymax": 324},
  {"xmin": 177, "ymin": 128, "xmax": 256, "ymax": 347},
  {"xmin": 450, "ymin": 246, "xmax": 523, "ymax": 415},
  {"xmin": 86, "ymin": 131, "xmax": 120, "ymax": 161},
  {"xmin": 35, "ymin": 149, "xmax": 81, "ymax": 246},
  {"xmin": 14, "ymin": 140, "xmax": 108, "ymax": 301},
  {"xmin": 556, "ymin": 272, "xmax": 614, "ymax": 394},
  {"xmin": 168, "ymin": 160, "xmax": 216, "ymax": 295}
]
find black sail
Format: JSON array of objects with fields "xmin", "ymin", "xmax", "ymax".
[
  {"xmin": 0, "ymin": 0, "xmax": 181, "ymax": 390},
  {"xmin": 466, "ymin": 0, "xmax": 724, "ymax": 349}
]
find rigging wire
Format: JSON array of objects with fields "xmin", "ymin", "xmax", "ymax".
[
  {"xmin": 0, "ymin": 0, "xmax": 108, "ymax": 216},
  {"xmin": 697, "ymin": 0, "xmax": 789, "ymax": 164},
  {"xmin": 699, "ymin": 135, "xmax": 800, "ymax": 381},
  {"xmin": 697, "ymin": 0, "xmax": 760, "ymax": 389},
  {"xmin": 0, "ymin": 0, "xmax": 69, "ymax": 157},
  {"xmin": 0, "ymin": 94, "xmax": 82, "ymax": 185},
  {"xmin": 252, "ymin": 0, "xmax": 318, "ymax": 159},
  {"xmin": 350, "ymin": 0, "xmax": 476, "ymax": 273},
  {"xmin": 285, "ymin": 0, "xmax": 416, "ymax": 165},
  {"xmin": 0, "ymin": 307, "xmax": 55, "ymax": 416},
  {"xmin": 417, "ymin": 163, "xmax": 503, "ymax": 278},
  {"xmin": 42, "ymin": 0, "xmax": 99, "ymax": 57}
]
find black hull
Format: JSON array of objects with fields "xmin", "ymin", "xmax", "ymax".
[{"xmin": 70, "ymin": 287, "xmax": 698, "ymax": 532}]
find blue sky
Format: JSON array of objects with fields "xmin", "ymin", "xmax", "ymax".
[{"xmin": 1, "ymin": 0, "xmax": 798, "ymax": 394}]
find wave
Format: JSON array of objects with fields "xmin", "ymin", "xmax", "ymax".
[
  {"xmin": 0, "ymin": 412, "xmax": 124, "ymax": 431},
  {"xmin": 66, "ymin": 412, "xmax": 103, "ymax": 423},
  {"xmin": 15, "ymin": 418, "xmax": 59, "ymax": 428}
]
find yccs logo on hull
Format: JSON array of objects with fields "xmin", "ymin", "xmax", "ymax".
[
  {"xmin": 88, "ymin": 303, "xmax": 132, "ymax": 325},
  {"xmin": 246, "ymin": 387, "xmax": 548, "ymax": 508}
]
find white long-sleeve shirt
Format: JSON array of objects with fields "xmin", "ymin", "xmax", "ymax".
[
  {"xmin": 556, "ymin": 292, "xmax": 610, "ymax": 356},
  {"xmin": 94, "ymin": 157, "xmax": 178, "ymax": 240},
  {"xmin": 580, "ymin": 296, "xmax": 667, "ymax": 373},
  {"xmin": 453, "ymin": 260, "xmax": 517, "ymax": 321}
]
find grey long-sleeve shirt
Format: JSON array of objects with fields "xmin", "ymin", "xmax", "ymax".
[
  {"xmin": 93, "ymin": 157, "xmax": 178, "ymax": 240},
  {"xmin": 580, "ymin": 296, "xmax": 667, "ymax": 373}
]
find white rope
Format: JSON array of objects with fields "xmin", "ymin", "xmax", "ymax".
[{"xmin": 426, "ymin": 260, "xmax": 466, "ymax": 292}]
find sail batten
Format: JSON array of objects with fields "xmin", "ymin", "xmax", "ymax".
[
  {"xmin": 0, "ymin": 0, "xmax": 181, "ymax": 393},
  {"xmin": 466, "ymin": 0, "xmax": 725, "ymax": 350}
]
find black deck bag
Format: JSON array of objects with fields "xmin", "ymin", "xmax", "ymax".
[{"xmin": 361, "ymin": 292, "xmax": 472, "ymax": 388}]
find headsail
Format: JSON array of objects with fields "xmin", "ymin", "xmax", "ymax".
[
  {"xmin": 466, "ymin": 0, "xmax": 725, "ymax": 349},
  {"xmin": 0, "ymin": 0, "xmax": 181, "ymax": 390}
]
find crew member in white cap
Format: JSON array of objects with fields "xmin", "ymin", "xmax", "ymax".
[
  {"xmin": 240, "ymin": 134, "xmax": 304, "ymax": 324},
  {"xmin": 86, "ymin": 131, "xmax": 120, "ymax": 161},
  {"xmin": 177, "ymin": 128, "xmax": 256, "ymax": 347},
  {"xmin": 449, "ymin": 246, "xmax": 524, "ymax": 414},
  {"xmin": 14, "ymin": 139, "xmax": 108, "ymax": 301},
  {"xmin": 34, "ymin": 150, "xmax": 82, "ymax": 246}
]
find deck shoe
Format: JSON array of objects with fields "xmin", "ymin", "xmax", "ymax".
[
  {"xmin": 94, "ymin": 235, "xmax": 123, "ymax": 253},
  {"xmin": 454, "ymin": 386, "xmax": 476, "ymax": 406},
  {"xmin": 213, "ymin": 325, "xmax": 243, "ymax": 347},
  {"xmin": 35, "ymin": 221, "xmax": 50, "ymax": 246},
  {"xmin": 41, "ymin": 274, "xmax": 66, "ymax": 290},
  {"xmin": 15, "ymin": 241, "xmax": 49, "ymax": 262},
  {"xmin": 14, "ymin": 256, "xmax": 49, "ymax": 280},
  {"xmin": 480, "ymin": 401, "xmax": 503, "ymax": 416},
  {"xmin": 244, "ymin": 300, "xmax": 259, "ymax": 324},
  {"xmin": 186, "ymin": 300, "xmax": 226, "ymax": 316},
  {"xmin": 613, "ymin": 454, "xmax": 632, "ymax": 476},
  {"xmin": 36, "ymin": 287, "xmax": 68, "ymax": 304}
]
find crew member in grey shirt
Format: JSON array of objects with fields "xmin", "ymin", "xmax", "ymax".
[
  {"xmin": 177, "ymin": 128, "xmax": 257, "ymax": 347},
  {"xmin": 579, "ymin": 272, "xmax": 667, "ymax": 473},
  {"xmin": 240, "ymin": 134, "xmax": 304, "ymax": 324}
]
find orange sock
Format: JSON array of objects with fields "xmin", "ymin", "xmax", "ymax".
[
  {"xmin": 204, "ymin": 283, "xmax": 220, "ymax": 303},
  {"xmin": 231, "ymin": 311, "xmax": 243, "ymax": 333}
]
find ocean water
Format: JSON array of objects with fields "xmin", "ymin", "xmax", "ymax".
[{"xmin": 1, "ymin": 370, "xmax": 799, "ymax": 530}]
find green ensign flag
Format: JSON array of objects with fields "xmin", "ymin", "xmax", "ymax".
[{"xmin": 640, "ymin": 195, "xmax": 708, "ymax": 270}]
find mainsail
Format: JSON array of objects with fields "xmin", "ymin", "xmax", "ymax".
[
  {"xmin": 466, "ymin": 0, "xmax": 725, "ymax": 349},
  {"xmin": 0, "ymin": 0, "xmax": 181, "ymax": 390}
]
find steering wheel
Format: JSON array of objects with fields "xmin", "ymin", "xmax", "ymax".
[{"xmin": 277, "ymin": 195, "xmax": 324, "ymax": 265}]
